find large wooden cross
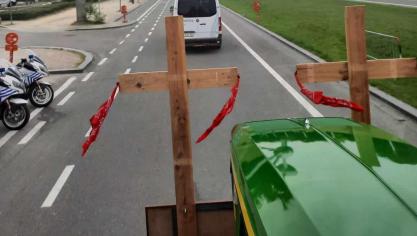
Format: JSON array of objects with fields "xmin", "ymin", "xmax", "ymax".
[
  {"xmin": 296, "ymin": 5, "xmax": 417, "ymax": 124},
  {"xmin": 117, "ymin": 16, "xmax": 239, "ymax": 235}
]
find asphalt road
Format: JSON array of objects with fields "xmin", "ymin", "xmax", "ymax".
[{"xmin": 0, "ymin": 0, "xmax": 416, "ymax": 235}]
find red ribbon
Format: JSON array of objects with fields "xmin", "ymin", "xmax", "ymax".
[
  {"xmin": 295, "ymin": 72, "xmax": 363, "ymax": 111},
  {"xmin": 196, "ymin": 76, "xmax": 240, "ymax": 143},
  {"xmin": 82, "ymin": 83, "xmax": 120, "ymax": 157}
]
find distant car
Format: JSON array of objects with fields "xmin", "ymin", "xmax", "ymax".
[
  {"xmin": 173, "ymin": 0, "xmax": 222, "ymax": 49},
  {"xmin": 0, "ymin": 0, "xmax": 16, "ymax": 7},
  {"xmin": 231, "ymin": 117, "xmax": 417, "ymax": 235}
]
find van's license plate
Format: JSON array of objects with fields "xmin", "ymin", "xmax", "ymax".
[{"xmin": 184, "ymin": 32, "xmax": 194, "ymax": 37}]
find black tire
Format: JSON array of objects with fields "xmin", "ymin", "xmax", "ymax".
[
  {"xmin": 1, "ymin": 103, "xmax": 30, "ymax": 130},
  {"xmin": 29, "ymin": 84, "xmax": 54, "ymax": 107}
]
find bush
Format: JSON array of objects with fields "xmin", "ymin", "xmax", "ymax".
[
  {"xmin": 0, "ymin": 1, "xmax": 74, "ymax": 20},
  {"xmin": 86, "ymin": 3, "xmax": 105, "ymax": 24}
]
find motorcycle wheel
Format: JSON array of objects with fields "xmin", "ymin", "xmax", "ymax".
[
  {"xmin": 2, "ymin": 104, "xmax": 30, "ymax": 130},
  {"xmin": 29, "ymin": 84, "xmax": 54, "ymax": 107}
]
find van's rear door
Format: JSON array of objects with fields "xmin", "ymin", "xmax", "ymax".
[{"xmin": 177, "ymin": 0, "xmax": 218, "ymax": 39}]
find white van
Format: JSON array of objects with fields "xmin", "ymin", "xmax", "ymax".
[{"xmin": 173, "ymin": 0, "xmax": 222, "ymax": 49}]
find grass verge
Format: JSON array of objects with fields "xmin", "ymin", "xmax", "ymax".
[{"xmin": 221, "ymin": 0, "xmax": 417, "ymax": 108}]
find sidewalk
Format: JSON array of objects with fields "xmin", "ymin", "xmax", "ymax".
[
  {"xmin": 0, "ymin": 47, "xmax": 89, "ymax": 72},
  {"xmin": 3, "ymin": 0, "xmax": 144, "ymax": 32}
]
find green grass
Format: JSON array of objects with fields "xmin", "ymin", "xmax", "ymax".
[
  {"xmin": 221, "ymin": 0, "xmax": 417, "ymax": 108},
  {"xmin": 0, "ymin": 1, "xmax": 74, "ymax": 20}
]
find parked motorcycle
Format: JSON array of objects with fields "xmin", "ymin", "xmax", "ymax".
[
  {"xmin": 15, "ymin": 52, "xmax": 54, "ymax": 107},
  {"xmin": 0, "ymin": 68, "xmax": 30, "ymax": 130}
]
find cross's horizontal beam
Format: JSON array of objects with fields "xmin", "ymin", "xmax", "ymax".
[
  {"xmin": 296, "ymin": 58, "xmax": 417, "ymax": 83},
  {"xmin": 118, "ymin": 67, "xmax": 239, "ymax": 93}
]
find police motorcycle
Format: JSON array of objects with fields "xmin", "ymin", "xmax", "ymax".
[
  {"xmin": 0, "ymin": 67, "xmax": 30, "ymax": 130},
  {"xmin": 15, "ymin": 51, "xmax": 54, "ymax": 107}
]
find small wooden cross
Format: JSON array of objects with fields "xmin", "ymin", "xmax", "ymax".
[
  {"xmin": 118, "ymin": 16, "xmax": 239, "ymax": 236},
  {"xmin": 296, "ymin": 5, "xmax": 417, "ymax": 124}
]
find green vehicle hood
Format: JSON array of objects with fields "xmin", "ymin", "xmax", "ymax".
[{"xmin": 231, "ymin": 117, "xmax": 417, "ymax": 236}]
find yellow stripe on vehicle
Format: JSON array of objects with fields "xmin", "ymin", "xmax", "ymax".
[{"xmin": 232, "ymin": 160, "xmax": 255, "ymax": 236}]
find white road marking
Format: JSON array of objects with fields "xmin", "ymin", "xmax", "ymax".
[
  {"xmin": 145, "ymin": 38, "xmax": 149, "ymax": 42},
  {"xmin": 135, "ymin": 24, "xmax": 139, "ymax": 28},
  {"xmin": 0, "ymin": 131, "xmax": 17, "ymax": 149},
  {"xmin": 138, "ymin": 46, "xmax": 144, "ymax": 52},
  {"xmin": 109, "ymin": 48, "xmax": 117, "ymax": 55},
  {"xmin": 124, "ymin": 68, "xmax": 131, "ymax": 74},
  {"xmin": 151, "ymin": 27, "xmax": 155, "ymax": 31},
  {"xmin": 85, "ymin": 127, "xmax": 92, "ymax": 137},
  {"xmin": 18, "ymin": 121, "xmax": 47, "ymax": 145},
  {"xmin": 119, "ymin": 40, "xmax": 125, "ymax": 45},
  {"xmin": 29, "ymin": 108, "xmax": 43, "ymax": 121},
  {"xmin": 131, "ymin": 28, "xmax": 135, "ymax": 33},
  {"xmin": 223, "ymin": 22, "xmax": 323, "ymax": 117},
  {"xmin": 57, "ymin": 91, "xmax": 75, "ymax": 106},
  {"xmin": 153, "ymin": 23, "xmax": 157, "ymax": 27},
  {"xmin": 132, "ymin": 55, "xmax": 138, "ymax": 63},
  {"xmin": 98, "ymin": 57, "xmax": 108, "ymax": 66},
  {"xmin": 81, "ymin": 72, "xmax": 95, "ymax": 82},
  {"xmin": 148, "ymin": 32, "xmax": 152, "ymax": 36},
  {"xmin": 125, "ymin": 34, "xmax": 131, "ymax": 38},
  {"xmin": 41, "ymin": 165, "xmax": 74, "ymax": 208},
  {"xmin": 55, "ymin": 76, "xmax": 77, "ymax": 97}
]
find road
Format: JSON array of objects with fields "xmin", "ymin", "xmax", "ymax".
[
  {"xmin": 0, "ymin": 0, "xmax": 416, "ymax": 235},
  {"xmin": 349, "ymin": 0, "xmax": 417, "ymax": 8}
]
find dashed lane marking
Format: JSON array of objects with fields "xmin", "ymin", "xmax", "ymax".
[
  {"xmin": 125, "ymin": 33, "xmax": 131, "ymax": 38},
  {"xmin": 131, "ymin": 28, "xmax": 135, "ymax": 33},
  {"xmin": 148, "ymin": 32, "xmax": 152, "ymax": 36},
  {"xmin": 138, "ymin": 46, "xmax": 144, "ymax": 52},
  {"xmin": 223, "ymin": 22, "xmax": 323, "ymax": 117},
  {"xmin": 98, "ymin": 57, "xmax": 108, "ymax": 66},
  {"xmin": 119, "ymin": 40, "xmax": 125, "ymax": 45},
  {"xmin": 132, "ymin": 56, "xmax": 138, "ymax": 63},
  {"xmin": 81, "ymin": 72, "xmax": 95, "ymax": 82},
  {"xmin": 109, "ymin": 48, "xmax": 117, "ymax": 55},
  {"xmin": 124, "ymin": 68, "xmax": 132, "ymax": 74},
  {"xmin": 145, "ymin": 38, "xmax": 149, "ymax": 42},
  {"xmin": 57, "ymin": 91, "xmax": 75, "ymax": 106},
  {"xmin": 41, "ymin": 165, "xmax": 74, "ymax": 208},
  {"xmin": 18, "ymin": 121, "xmax": 47, "ymax": 145},
  {"xmin": 55, "ymin": 76, "xmax": 77, "ymax": 97},
  {"xmin": 85, "ymin": 127, "xmax": 91, "ymax": 137}
]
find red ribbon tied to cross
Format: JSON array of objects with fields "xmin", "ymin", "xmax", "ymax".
[
  {"xmin": 295, "ymin": 72, "xmax": 363, "ymax": 111},
  {"xmin": 82, "ymin": 83, "xmax": 120, "ymax": 157},
  {"xmin": 196, "ymin": 76, "xmax": 240, "ymax": 143}
]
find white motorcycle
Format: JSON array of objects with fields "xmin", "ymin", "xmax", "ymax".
[
  {"xmin": 15, "ymin": 52, "xmax": 54, "ymax": 107},
  {"xmin": 0, "ymin": 68, "xmax": 30, "ymax": 130}
]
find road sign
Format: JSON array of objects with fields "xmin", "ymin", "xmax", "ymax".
[
  {"xmin": 5, "ymin": 32, "xmax": 19, "ymax": 63},
  {"xmin": 121, "ymin": 5, "xmax": 128, "ymax": 23}
]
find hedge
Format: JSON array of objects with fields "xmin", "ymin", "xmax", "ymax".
[{"xmin": 0, "ymin": 1, "xmax": 74, "ymax": 21}]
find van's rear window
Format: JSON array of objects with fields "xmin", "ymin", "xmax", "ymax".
[{"xmin": 178, "ymin": 0, "xmax": 217, "ymax": 18}]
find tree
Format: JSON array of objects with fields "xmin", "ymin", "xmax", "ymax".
[{"xmin": 76, "ymin": 0, "xmax": 87, "ymax": 23}]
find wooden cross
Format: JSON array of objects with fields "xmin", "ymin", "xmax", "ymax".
[
  {"xmin": 117, "ymin": 16, "xmax": 239, "ymax": 236},
  {"xmin": 296, "ymin": 5, "xmax": 417, "ymax": 124}
]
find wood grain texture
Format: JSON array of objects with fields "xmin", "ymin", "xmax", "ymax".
[
  {"xmin": 345, "ymin": 5, "xmax": 370, "ymax": 124},
  {"xmin": 165, "ymin": 16, "xmax": 198, "ymax": 236},
  {"xmin": 296, "ymin": 58, "xmax": 417, "ymax": 83},
  {"xmin": 118, "ymin": 67, "xmax": 239, "ymax": 93}
]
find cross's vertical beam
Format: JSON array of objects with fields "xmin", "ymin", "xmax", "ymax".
[
  {"xmin": 165, "ymin": 16, "xmax": 198, "ymax": 235},
  {"xmin": 345, "ymin": 6, "xmax": 370, "ymax": 124}
]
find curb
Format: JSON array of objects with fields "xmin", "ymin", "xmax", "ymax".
[
  {"xmin": 221, "ymin": 5, "xmax": 417, "ymax": 121},
  {"xmin": 66, "ymin": 20, "xmax": 137, "ymax": 31},
  {"xmin": 24, "ymin": 46, "xmax": 93, "ymax": 74}
]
